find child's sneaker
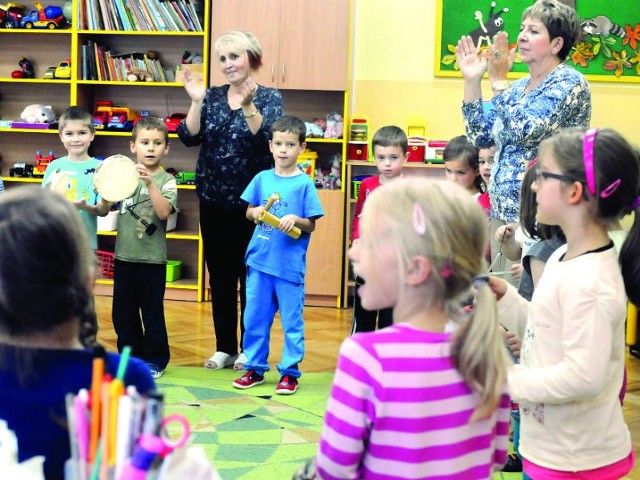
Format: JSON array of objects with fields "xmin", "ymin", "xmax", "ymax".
[
  {"xmin": 233, "ymin": 370, "xmax": 265, "ymax": 389},
  {"xmin": 148, "ymin": 364, "xmax": 164, "ymax": 379},
  {"xmin": 276, "ymin": 375, "xmax": 298, "ymax": 395}
]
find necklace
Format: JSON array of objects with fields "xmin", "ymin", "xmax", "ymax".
[{"xmin": 526, "ymin": 62, "xmax": 560, "ymax": 93}]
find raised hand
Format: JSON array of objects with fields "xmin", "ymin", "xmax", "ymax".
[
  {"xmin": 238, "ymin": 76, "xmax": 258, "ymax": 107},
  {"xmin": 488, "ymin": 31, "xmax": 516, "ymax": 81},
  {"xmin": 182, "ymin": 68, "xmax": 206, "ymax": 103},
  {"xmin": 456, "ymin": 35, "xmax": 488, "ymax": 81}
]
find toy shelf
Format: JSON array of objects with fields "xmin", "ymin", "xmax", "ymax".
[
  {"xmin": 341, "ymin": 161, "xmax": 446, "ymax": 307},
  {"xmin": 0, "ymin": 0, "xmax": 209, "ymax": 302}
]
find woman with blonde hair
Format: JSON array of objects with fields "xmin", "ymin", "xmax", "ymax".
[{"xmin": 178, "ymin": 31, "xmax": 284, "ymax": 371}]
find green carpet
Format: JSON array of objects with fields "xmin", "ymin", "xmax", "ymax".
[
  {"xmin": 156, "ymin": 367, "xmax": 332, "ymax": 480},
  {"xmin": 157, "ymin": 366, "xmax": 523, "ymax": 480}
]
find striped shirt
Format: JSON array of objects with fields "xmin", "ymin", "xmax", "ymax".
[{"xmin": 316, "ymin": 323, "xmax": 510, "ymax": 479}]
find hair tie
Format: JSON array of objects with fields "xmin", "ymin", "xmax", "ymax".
[
  {"xmin": 631, "ymin": 197, "xmax": 640, "ymax": 211},
  {"xmin": 583, "ymin": 128, "xmax": 598, "ymax": 196},
  {"xmin": 412, "ymin": 202, "xmax": 427, "ymax": 236},
  {"xmin": 441, "ymin": 255, "xmax": 454, "ymax": 279}
]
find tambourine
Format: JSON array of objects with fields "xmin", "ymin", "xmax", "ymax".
[{"xmin": 94, "ymin": 154, "xmax": 139, "ymax": 202}]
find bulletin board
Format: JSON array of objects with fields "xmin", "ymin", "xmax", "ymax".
[{"xmin": 435, "ymin": 0, "xmax": 640, "ymax": 83}]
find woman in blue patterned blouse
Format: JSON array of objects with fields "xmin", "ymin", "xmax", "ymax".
[
  {"xmin": 456, "ymin": 0, "xmax": 590, "ymax": 272},
  {"xmin": 178, "ymin": 31, "xmax": 284, "ymax": 371}
]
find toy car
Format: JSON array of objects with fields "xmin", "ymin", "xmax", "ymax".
[
  {"xmin": 54, "ymin": 59, "xmax": 71, "ymax": 79},
  {"xmin": 133, "ymin": 110, "xmax": 151, "ymax": 127},
  {"xmin": 0, "ymin": 3, "xmax": 25, "ymax": 28},
  {"xmin": 9, "ymin": 162, "xmax": 34, "ymax": 177},
  {"xmin": 21, "ymin": 1, "xmax": 65, "ymax": 29},
  {"xmin": 164, "ymin": 113, "xmax": 187, "ymax": 133},
  {"xmin": 43, "ymin": 66, "xmax": 56, "ymax": 79},
  {"xmin": 93, "ymin": 101, "xmax": 114, "ymax": 130},
  {"xmin": 107, "ymin": 107, "xmax": 138, "ymax": 131},
  {"xmin": 174, "ymin": 171, "xmax": 196, "ymax": 185}
]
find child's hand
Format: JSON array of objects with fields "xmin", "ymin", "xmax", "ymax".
[
  {"xmin": 495, "ymin": 224, "xmax": 515, "ymax": 242},
  {"xmin": 510, "ymin": 263, "xmax": 523, "ymax": 281},
  {"xmin": 278, "ymin": 214, "xmax": 297, "ymax": 233},
  {"xmin": 502, "ymin": 328, "xmax": 521, "ymax": 359},
  {"xmin": 251, "ymin": 206, "xmax": 264, "ymax": 223},
  {"xmin": 74, "ymin": 198, "xmax": 89, "ymax": 212},
  {"xmin": 488, "ymin": 275, "xmax": 508, "ymax": 301},
  {"xmin": 136, "ymin": 164, "xmax": 151, "ymax": 186}
]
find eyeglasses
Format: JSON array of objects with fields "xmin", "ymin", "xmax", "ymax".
[{"xmin": 534, "ymin": 168, "xmax": 576, "ymax": 184}]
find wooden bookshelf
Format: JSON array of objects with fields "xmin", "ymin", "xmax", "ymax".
[{"xmin": 0, "ymin": 0, "xmax": 209, "ymax": 302}]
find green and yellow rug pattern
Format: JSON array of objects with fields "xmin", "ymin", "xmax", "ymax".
[
  {"xmin": 157, "ymin": 367, "xmax": 332, "ymax": 480},
  {"xmin": 158, "ymin": 367, "xmax": 522, "ymax": 480}
]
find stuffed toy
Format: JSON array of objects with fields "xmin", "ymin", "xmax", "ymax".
[
  {"xmin": 304, "ymin": 122, "xmax": 324, "ymax": 138},
  {"xmin": 182, "ymin": 51, "xmax": 203, "ymax": 64},
  {"xmin": 324, "ymin": 112, "xmax": 344, "ymax": 139},
  {"xmin": 127, "ymin": 67, "xmax": 153, "ymax": 82},
  {"xmin": 327, "ymin": 154, "xmax": 342, "ymax": 189},
  {"xmin": 20, "ymin": 104, "xmax": 56, "ymax": 124}
]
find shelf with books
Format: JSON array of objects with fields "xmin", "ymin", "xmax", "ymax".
[
  {"xmin": 77, "ymin": 31, "xmax": 205, "ymax": 83},
  {"xmin": 78, "ymin": 0, "xmax": 204, "ymax": 32},
  {"xmin": 0, "ymin": 0, "xmax": 210, "ymax": 302}
]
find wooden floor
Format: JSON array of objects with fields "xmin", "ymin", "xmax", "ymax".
[{"xmin": 94, "ymin": 296, "xmax": 640, "ymax": 478}]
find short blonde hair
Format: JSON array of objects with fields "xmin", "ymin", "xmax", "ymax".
[
  {"xmin": 214, "ymin": 30, "xmax": 263, "ymax": 71},
  {"xmin": 360, "ymin": 177, "xmax": 508, "ymax": 420}
]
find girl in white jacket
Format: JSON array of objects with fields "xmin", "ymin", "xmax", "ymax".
[{"xmin": 489, "ymin": 127, "xmax": 640, "ymax": 479}]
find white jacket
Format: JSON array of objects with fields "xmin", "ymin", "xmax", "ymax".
[{"xmin": 498, "ymin": 244, "xmax": 632, "ymax": 471}]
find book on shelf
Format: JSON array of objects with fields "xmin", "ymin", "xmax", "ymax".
[
  {"xmin": 82, "ymin": 44, "xmax": 88, "ymax": 80},
  {"xmin": 113, "ymin": 0, "xmax": 131, "ymax": 30},
  {"xmin": 184, "ymin": 0, "xmax": 203, "ymax": 31},
  {"xmin": 79, "ymin": 0, "xmax": 202, "ymax": 32},
  {"xmin": 97, "ymin": 0, "xmax": 114, "ymax": 30}
]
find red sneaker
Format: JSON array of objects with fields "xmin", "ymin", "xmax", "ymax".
[
  {"xmin": 232, "ymin": 370, "xmax": 265, "ymax": 389},
  {"xmin": 276, "ymin": 375, "xmax": 298, "ymax": 395}
]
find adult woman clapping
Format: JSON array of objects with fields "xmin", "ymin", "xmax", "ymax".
[
  {"xmin": 178, "ymin": 31, "xmax": 284, "ymax": 371},
  {"xmin": 456, "ymin": 0, "xmax": 590, "ymax": 271}
]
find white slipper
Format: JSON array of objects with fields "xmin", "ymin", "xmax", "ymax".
[
  {"xmin": 204, "ymin": 351, "xmax": 238, "ymax": 370},
  {"xmin": 234, "ymin": 352, "xmax": 248, "ymax": 371}
]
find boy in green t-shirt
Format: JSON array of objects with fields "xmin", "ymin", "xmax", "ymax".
[
  {"xmin": 111, "ymin": 117, "xmax": 178, "ymax": 379},
  {"xmin": 42, "ymin": 106, "xmax": 112, "ymax": 347}
]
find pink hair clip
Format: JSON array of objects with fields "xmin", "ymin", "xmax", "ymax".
[
  {"xmin": 600, "ymin": 179, "xmax": 621, "ymax": 198},
  {"xmin": 441, "ymin": 257, "xmax": 454, "ymax": 279},
  {"xmin": 412, "ymin": 202, "xmax": 427, "ymax": 236},
  {"xmin": 583, "ymin": 128, "xmax": 598, "ymax": 196}
]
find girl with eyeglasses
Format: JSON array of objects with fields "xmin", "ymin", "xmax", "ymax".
[{"xmin": 489, "ymin": 127, "xmax": 639, "ymax": 479}]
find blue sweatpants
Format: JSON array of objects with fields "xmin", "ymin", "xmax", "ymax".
[{"xmin": 243, "ymin": 268, "xmax": 305, "ymax": 378}]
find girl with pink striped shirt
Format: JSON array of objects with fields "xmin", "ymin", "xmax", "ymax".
[{"xmin": 304, "ymin": 178, "xmax": 511, "ymax": 479}]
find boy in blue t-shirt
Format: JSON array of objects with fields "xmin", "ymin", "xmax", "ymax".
[{"xmin": 233, "ymin": 115, "xmax": 324, "ymax": 395}]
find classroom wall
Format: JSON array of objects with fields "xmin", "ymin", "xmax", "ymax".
[{"xmin": 352, "ymin": 0, "xmax": 639, "ymax": 142}]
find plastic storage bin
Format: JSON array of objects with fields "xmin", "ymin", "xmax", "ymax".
[
  {"xmin": 352, "ymin": 175, "xmax": 372, "ymax": 199},
  {"xmin": 166, "ymin": 260, "xmax": 182, "ymax": 282},
  {"xmin": 97, "ymin": 210, "xmax": 118, "ymax": 231},
  {"xmin": 297, "ymin": 149, "xmax": 317, "ymax": 179},
  {"xmin": 96, "ymin": 250, "xmax": 115, "ymax": 278}
]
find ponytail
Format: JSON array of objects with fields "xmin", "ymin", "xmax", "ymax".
[
  {"xmin": 620, "ymin": 202, "xmax": 640, "ymax": 306},
  {"xmin": 451, "ymin": 282, "xmax": 509, "ymax": 421}
]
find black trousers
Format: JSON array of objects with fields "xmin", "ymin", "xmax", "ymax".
[
  {"xmin": 351, "ymin": 276, "xmax": 393, "ymax": 334},
  {"xmin": 112, "ymin": 260, "xmax": 170, "ymax": 369},
  {"xmin": 200, "ymin": 200, "xmax": 255, "ymax": 355}
]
